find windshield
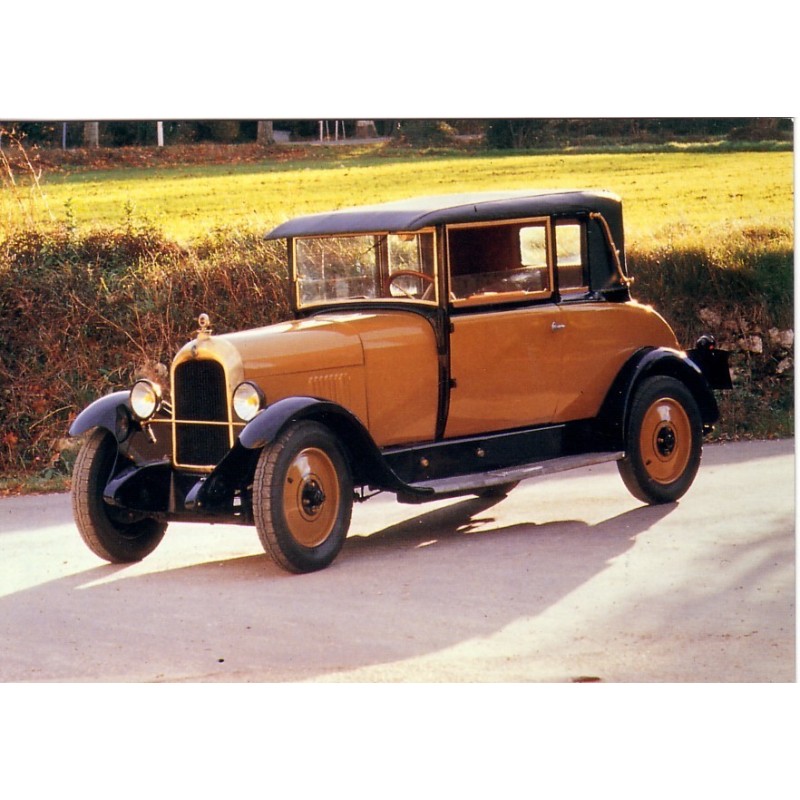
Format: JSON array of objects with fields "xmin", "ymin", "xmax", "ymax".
[{"xmin": 293, "ymin": 231, "xmax": 437, "ymax": 308}]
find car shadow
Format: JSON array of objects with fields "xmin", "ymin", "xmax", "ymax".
[{"xmin": 0, "ymin": 494, "xmax": 676, "ymax": 682}]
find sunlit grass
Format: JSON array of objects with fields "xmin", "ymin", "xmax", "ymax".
[{"xmin": 22, "ymin": 149, "xmax": 794, "ymax": 243}]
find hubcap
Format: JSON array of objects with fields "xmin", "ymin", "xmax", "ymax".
[
  {"xmin": 283, "ymin": 447, "xmax": 340, "ymax": 547},
  {"xmin": 301, "ymin": 479, "xmax": 326, "ymax": 517},
  {"xmin": 640, "ymin": 397, "xmax": 692, "ymax": 484},
  {"xmin": 655, "ymin": 425, "xmax": 676, "ymax": 457}
]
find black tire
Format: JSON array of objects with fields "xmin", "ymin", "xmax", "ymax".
[
  {"xmin": 71, "ymin": 429, "xmax": 167, "ymax": 562},
  {"xmin": 618, "ymin": 375, "xmax": 703, "ymax": 504},
  {"xmin": 253, "ymin": 421, "xmax": 353, "ymax": 573}
]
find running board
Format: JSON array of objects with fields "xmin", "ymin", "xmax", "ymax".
[{"xmin": 398, "ymin": 451, "xmax": 624, "ymax": 502}]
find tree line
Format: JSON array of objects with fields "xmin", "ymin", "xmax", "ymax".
[{"xmin": 0, "ymin": 118, "xmax": 792, "ymax": 150}]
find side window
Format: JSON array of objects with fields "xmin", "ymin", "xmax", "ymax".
[
  {"xmin": 519, "ymin": 225, "xmax": 547, "ymax": 268},
  {"xmin": 448, "ymin": 219, "xmax": 551, "ymax": 306},
  {"xmin": 386, "ymin": 232, "xmax": 437, "ymax": 302},
  {"xmin": 555, "ymin": 221, "xmax": 588, "ymax": 292},
  {"xmin": 293, "ymin": 231, "xmax": 436, "ymax": 307},
  {"xmin": 295, "ymin": 235, "xmax": 379, "ymax": 304}
]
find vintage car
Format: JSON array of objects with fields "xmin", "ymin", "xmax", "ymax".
[{"xmin": 69, "ymin": 189, "xmax": 731, "ymax": 572}]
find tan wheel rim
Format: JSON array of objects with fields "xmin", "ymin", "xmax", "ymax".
[
  {"xmin": 283, "ymin": 447, "xmax": 340, "ymax": 547},
  {"xmin": 639, "ymin": 397, "xmax": 692, "ymax": 484}
]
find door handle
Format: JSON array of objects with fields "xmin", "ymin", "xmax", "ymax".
[{"xmin": 551, "ymin": 321, "xmax": 566, "ymax": 331}]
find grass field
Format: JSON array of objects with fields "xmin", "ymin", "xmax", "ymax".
[{"xmin": 19, "ymin": 147, "xmax": 795, "ymax": 242}]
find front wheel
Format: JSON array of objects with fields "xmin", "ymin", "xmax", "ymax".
[
  {"xmin": 252, "ymin": 422, "xmax": 353, "ymax": 573},
  {"xmin": 71, "ymin": 429, "xmax": 167, "ymax": 562},
  {"xmin": 618, "ymin": 376, "xmax": 703, "ymax": 504}
]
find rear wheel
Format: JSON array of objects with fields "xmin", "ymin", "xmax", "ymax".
[
  {"xmin": 71, "ymin": 429, "xmax": 167, "ymax": 562},
  {"xmin": 253, "ymin": 422, "xmax": 353, "ymax": 573},
  {"xmin": 618, "ymin": 376, "xmax": 702, "ymax": 504}
]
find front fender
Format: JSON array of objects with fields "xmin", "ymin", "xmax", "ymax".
[
  {"xmin": 238, "ymin": 396, "xmax": 344, "ymax": 450},
  {"xmin": 69, "ymin": 391, "xmax": 132, "ymax": 440},
  {"xmin": 239, "ymin": 396, "xmax": 429, "ymax": 497}
]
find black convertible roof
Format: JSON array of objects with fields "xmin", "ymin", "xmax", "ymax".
[{"xmin": 266, "ymin": 189, "xmax": 623, "ymax": 238}]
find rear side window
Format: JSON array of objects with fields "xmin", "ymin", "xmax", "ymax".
[
  {"xmin": 554, "ymin": 220, "xmax": 588, "ymax": 293},
  {"xmin": 448, "ymin": 218, "xmax": 552, "ymax": 306}
]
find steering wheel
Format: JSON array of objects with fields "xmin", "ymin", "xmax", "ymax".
[{"xmin": 388, "ymin": 270, "xmax": 435, "ymax": 298}]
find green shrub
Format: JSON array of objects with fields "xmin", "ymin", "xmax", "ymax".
[
  {"xmin": 0, "ymin": 223, "xmax": 289, "ymax": 476},
  {"xmin": 629, "ymin": 222, "xmax": 793, "ymax": 335},
  {"xmin": 0, "ymin": 220, "xmax": 792, "ymax": 479},
  {"xmin": 628, "ymin": 222, "xmax": 794, "ymax": 441},
  {"xmin": 392, "ymin": 120, "xmax": 458, "ymax": 146}
]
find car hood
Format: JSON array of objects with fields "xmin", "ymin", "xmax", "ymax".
[{"xmin": 216, "ymin": 314, "xmax": 365, "ymax": 378}]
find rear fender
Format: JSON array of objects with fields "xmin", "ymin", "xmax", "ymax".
[{"xmin": 599, "ymin": 347, "xmax": 720, "ymax": 448}]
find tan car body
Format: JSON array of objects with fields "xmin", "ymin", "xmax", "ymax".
[
  {"xmin": 170, "ymin": 311, "xmax": 440, "ymax": 452},
  {"xmin": 69, "ymin": 190, "xmax": 728, "ymax": 573},
  {"xmin": 447, "ymin": 300, "xmax": 678, "ymax": 437},
  {"xmin": 168, "ymin": 294, "xmax": 677, "ymax": 455}
]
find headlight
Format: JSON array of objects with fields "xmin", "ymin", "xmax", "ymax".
[
  {"xmin": 130, "ymin": 379, "xmax": 162, "ymax": 421},
  {"xmin": 232, "ymin": 381, "xmax": 265, "ymax": 422}
]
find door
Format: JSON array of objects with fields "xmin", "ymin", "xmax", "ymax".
[
  {"xmin": 443, "ymin": 216, "xmax": 564, "ymax": 439},
  {"xmin": 445, "ymin": 305, "xmax": 565, "ymax": 439}
]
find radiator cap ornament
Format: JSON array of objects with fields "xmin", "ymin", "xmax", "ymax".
[{"xmin": 197, "ymin": 312, "xmax": 212, "ymax": 340}]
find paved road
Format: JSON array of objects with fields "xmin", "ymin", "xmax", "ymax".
[{"xmin": 0, "ymin": 439, "xmax": 794, "ymax": 682}]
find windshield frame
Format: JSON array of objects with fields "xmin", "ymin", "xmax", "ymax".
[{"xmin": 290, "ymin": 228, "xmax": 439, "ymax": 311}]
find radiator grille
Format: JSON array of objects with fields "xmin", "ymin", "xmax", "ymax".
[{"xmin": 173, "ymin": 359, "xmax": 230, "ymax": 467}]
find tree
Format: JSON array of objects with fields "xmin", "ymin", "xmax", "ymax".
[
  {"xmin": 257, "ymin": 121, "xmax": 274, "ymax": 145},
  {"xmin": 485, "ymin": 120, "xmax": 549, "ymax": 149},
  {"xmin": 83, "ymin": 122, "xmax": 100, "ymax": 148}
]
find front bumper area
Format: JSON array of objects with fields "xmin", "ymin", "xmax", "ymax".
[{"xmin": 103, "ymin": 442, "xmax": 258, "ymax": 525}]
